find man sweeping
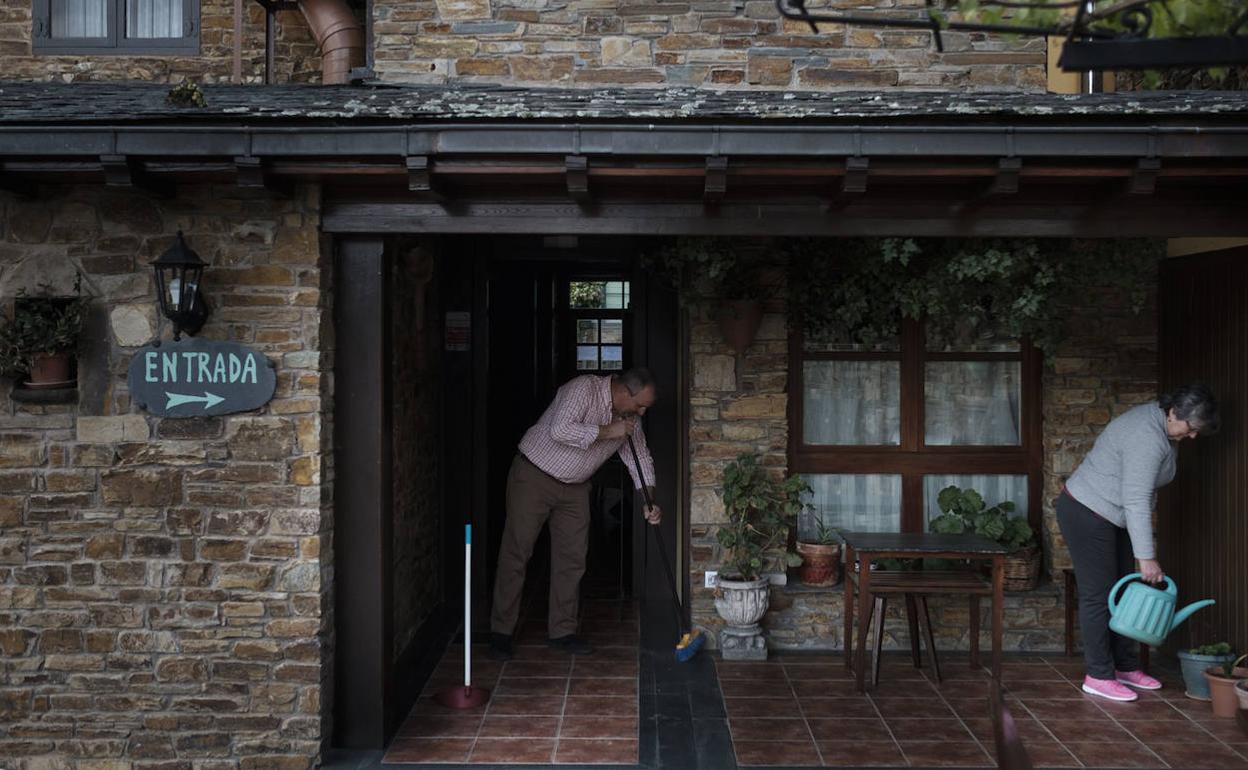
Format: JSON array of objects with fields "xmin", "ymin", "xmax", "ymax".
[{"xmin": 489, "ymin": 367, "xmax": 661, "ymax": 660}]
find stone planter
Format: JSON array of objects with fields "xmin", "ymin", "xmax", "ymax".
[
  {"xmin": 1179, "ymin": 649, "xmax": 1238, "ymax": 700},
  {"xmin": 714, "ymin": 575, "xmax": 770, "ymax": 660},
  {"xmin": 796, "ymin": 542, "xmax": 841, "ymax": 586}
]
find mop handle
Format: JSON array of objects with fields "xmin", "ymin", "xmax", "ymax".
[
  {"xmin": 626, "ymin": 436, "xmax": 686, "ymax": 634},
  {"xmin": 463, "ymin": 524, "xmax": 471, "ymax": 689}
]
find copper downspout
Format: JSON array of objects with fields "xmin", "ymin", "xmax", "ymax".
[{"xmin": 298, "ymin": 0, "xmax": 365, "ymax": 84}]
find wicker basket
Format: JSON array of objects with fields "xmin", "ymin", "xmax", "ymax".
[{"xmin": 1003, "ymin": 546, "xmax": 1041, "ymax": 592}]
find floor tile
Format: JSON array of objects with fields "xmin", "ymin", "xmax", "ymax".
[
  {"xmin": 798, "ymin": 697, "xmax": 879, "ymax": 719},
  {"xmin": 870, "ymin": 678, "xmax": 939, "ymax": 698},
  {"xmin": 720, "ymin": 678, "xmax": 793, "ymax": 698},
  {"xmin": 563, "ymin": 694, "xmax": 638, "ymax": 717},
  {"xmin": 898, "ymin": 740, "xmax": 993, "ymax": 766},
  {"xmin": 1192, "ymin": 719, "xmax": 1248, "ymax": 743},
  {"xmin": 782, "ymin": 662, "xmax": 856, "ymax": 681},
  {"xmin": 1147, "ymin": 742, "xmax": 1248, "ymax": 769},
  {"xmin": 396, "ymin": 714, "xmax": 483, "ymax": 738},
  {"xmin": 727, "ymin": 717, "xmax": 812, "ymax": 742},
  {"xmin": 807, "ymin": 717, "xmax": 893, "ymax": 742},
  {"xmin": 724, "ymin": 696, "xmax": 801, "ymax": 717},
  {"xmin": 493, "ymin": 677, "xmax": 569, "ymax": 696},
  {"xmin": 1041, "ymin": 717, "xmax": 1134, "ymax": 743},
  {"xmin": 485, "ymin": 694, "xmax": 566, "ymax": 716},
  {"xmin": 502, "ymin": 660, "xmax": 573, "ymax": 678},
  {"xmin": 885, "ymin": 717, "xmax": 974, "ymax": 742},
  {"xmin": 993, "ymin": 740, "xmax": 1081, "ymax": 767},
  {"xmin": 1017, "ymin": 697, "xmax": 1112, "ymax": 721},
  {"xmin": 382, "ymin": 737, "xmax": 474, "ymax": 763},
  {"xmin": 468, "ymin": 737, "xmax": 556, "ymax": 763},
  {"xmin": 554, "ymin": 738, "xmax": 639, "ymax": 764},
  {"xmin": 733, "ymin": 739, "xmax": 821, "ymax": 766},
  {"xmin": 566, "ymin": 677, "xmax": 636, "ymax": 697},
  {"xmin": 931, "ymin": 679, "xmax": 997, "ymax": 699},
  {"xmin": 559, "ymin": 716, "xmax": 637, "ymax": 739},
  {"xmin": 1064, "ymin": 740, "xmax": 1166, "ymax": 768},
  {"xmin": 717, "ymin": 661, "xmax": 790, "ymax": 681},
  {"xmin": 791, "ymin": 679, "xmax": 862, "ymax": 698},
  {"xmin": 871, "ymin": 696, "xmax": 956, "ymax": 720},
  {"xmin": 570, "ymin": 658, "xmax": 639, "ymax": 678},
  {"xmin": 478, "ymin": 715, "xmax": 560, "ymax": 738},
  {"xmin": 1093, "ymin": 697, "xmax": 1190, "ymax": 720},
  {"xmin": 1005, "ymin": 680, "xmax": 1084, "ymax": 698},
  {"xmin": 960, "ymin": 716, "xmax": 1055, "ymax": 744},
  {"xmin": 410, "ymin": 696, "xmax": 488, "ymax": 717},
  {"xmin": 817, "ymin": 741, "xmax": 907, "ymax": 767},
  {"xmin": 1125, "ymin": 718, "xmax": 1220, "ymax": 744}
]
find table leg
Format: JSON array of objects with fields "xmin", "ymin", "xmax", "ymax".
[
  {"xmin": 992, "ymin": 555, "xmax": 1004, "ymax": 682},
  {"xmin": 855, "ymin": 554, "xmax": 873, "ymax": 693},
  {"xmin": 905, "ymin": 594, "xmax": 921, "ymax": 668},
  {"xmin": 969, "ymin": 595, "xmax": 980, "ymax": 669},
  {"xmin": 843, "ymin": 545, "xmax": 855, "ymax": 671},
  {"xmin": 872, "ymin": 596, "xmax": 886, "ymax": 688},
  {"xmin": 918, "ymin": 596, "xmax": 942, "ymax": 684}
]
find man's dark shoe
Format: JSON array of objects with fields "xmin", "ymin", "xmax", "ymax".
[
  {"xmin": 488, "ymin": 632, "xmax": 514, "ymax": 661},
  {"xmin": 547, "ymin": 634, "xmax": 593, "ymax": 655}
]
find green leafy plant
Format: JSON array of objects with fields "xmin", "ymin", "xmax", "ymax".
[
  {"xmin": 645, "ymin": 237, "xmax": 769, "ymax": 306},
  {"xmin": 167, "ymin": 82, "xmax": 206, "ymax": 108},
  {"xmin": 804, "ymin": 516, "xmax": 840, "ymax": 547},
  {"xmin": 0, "ymin": 275, "xmax": 90, "ymax": 377},
  {"xmin": 929, "ymin": 485, "xmax": 1035, "ymax": 552},
  {"xmin": 717, "ymin": 454, "xmax": 809, "ymax": 581},
  {"xmin": 1192, "ymin": 642, "xmax": 1234, "ymax": 656}
]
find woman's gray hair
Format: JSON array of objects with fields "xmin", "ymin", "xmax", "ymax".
[
  {"xmin": 1159, "ymin": 383, "xmax": 1220, "ymax": 435},
  {"xmin": 618, "ymin": 367, "xmax": 656, "ymax": 396}
]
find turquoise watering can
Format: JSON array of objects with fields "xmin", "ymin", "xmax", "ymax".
[{"xmin": 1108, "ymin": 573, "xmax": 1216, "ymax": 647}]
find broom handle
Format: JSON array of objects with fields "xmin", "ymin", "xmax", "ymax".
[
  {"xmin": 627, "ymin": 434, "xmax": 687, "ymax": 635},
  {"xmin": 464, "ymin": 524, "xmax": 472, "ymax": 688}
]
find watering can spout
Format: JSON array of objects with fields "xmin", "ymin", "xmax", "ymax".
[{"xmin": 1171, "ymin": 599, "xmax": 1216, "ymax": 632}]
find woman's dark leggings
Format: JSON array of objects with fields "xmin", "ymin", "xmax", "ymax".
[{"xmin": 1055, "ymin": 491, "xmax": 1141, "ymax": 680}]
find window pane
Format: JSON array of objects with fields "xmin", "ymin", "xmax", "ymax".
[
  {"xmin": 924, "ymin": 361, "xmax": 1021, "ymax": 445},
  {"xmin": 803, "ymin": 361, "xmax": 901, "ymax": 445},
  {"xmin": 924, "ymin": 475, "xmax": 1028, "ymax": 525},
  {"xmin": 576, "ymin": 346, "xmax": 598, "ymax": 370},
  {"xmin": 127, "ymin": 0, "xmax": 183, "ymax": 38},
  {"xmin": 803, "ymin": 328, "xmax": 899, "ymax": 353},
  {"xmin": 52, "ymin": 0, "xmax": 107, "ymax": 37},
  {"xmin": 801, "ymin": 474, "xmax": 902, "ymax": 538},
  {"xmin": 600, "ymin": 318, "xmax": 623, "ymax": 343},
  {"xmin": 926, "ymin": 319, "xmax": 1020, "ymax": 352},
  {"xmin": 569, "ymin": 282, "xmax": 605, "ymax": 308},
  {"xmin": 603, "ymin": 281, "xmax": 630, "ymax": 310},
  {"xmin": 576, "ymin": 319, "xmax": 599, "ymax": 344},
  {"xmin": 600, "ymin": 346, "xmax": 623, "ymax": 370}
]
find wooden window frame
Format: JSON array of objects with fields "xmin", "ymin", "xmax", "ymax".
[
  {"xmin": 562, "ymin": 278, "xmax": 632, "ymax": 376},
  {"xmin": 32, "ymin": 0, "xmax": 200, "ymax": 55},
  {"xmin": 788, "ymin": 319, "xmax": 1043, "ymax": 536}
]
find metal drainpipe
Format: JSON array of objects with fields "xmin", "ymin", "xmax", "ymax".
[{"xmin": 297, "ymin": 0, "xmax": 365, "ymax": 84}]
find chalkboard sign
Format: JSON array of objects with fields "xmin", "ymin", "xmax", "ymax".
[{"xmin": 127, "ymin": 338, "xmax": 277, "ymax": 417}]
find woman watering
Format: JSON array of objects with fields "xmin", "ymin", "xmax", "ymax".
[{"xmin": 1057, "ymin": 384, "xmax": 1219, "ymax": 702}]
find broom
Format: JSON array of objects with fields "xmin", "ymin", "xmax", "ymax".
[{"xmin": 627, "ymin": 434, "xmax": 705, "ymax": 663}]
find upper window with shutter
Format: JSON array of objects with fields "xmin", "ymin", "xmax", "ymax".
[{"xmin": 33, "ymin": 0, "xmax": 199, "ymax": 54}]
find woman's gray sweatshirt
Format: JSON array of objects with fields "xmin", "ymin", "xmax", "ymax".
[{"xmin": 1064, "ymin": 402, "xmax": 1176, "ymax": 560}]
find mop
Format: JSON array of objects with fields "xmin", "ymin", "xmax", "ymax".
[
  {"xmin": 434, "ymin": 524, "xmax": 491, "ymax": 708},
  {"xmin": 627, "ymin": 435, "xmax": 705, "ymax": 663}
]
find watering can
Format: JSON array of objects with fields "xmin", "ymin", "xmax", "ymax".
[{"xmin": 1107, "ymin": 573, "xmax": 1216, "ymax": 647}]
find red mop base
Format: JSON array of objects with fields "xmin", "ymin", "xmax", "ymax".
[{"xmin": 433, "ymin": 685, "xmax": 491, "ymax": 709}]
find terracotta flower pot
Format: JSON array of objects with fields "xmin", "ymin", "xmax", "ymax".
[
  {"xmin": 28, "ymin": 351, "xmax": 72, "ymax": 387},
  {"xmin": 1204, "ymin": 666, "xmax": 1248, "ymax": 718},
  {"xmin": 796, "ymin": 542, "xmax": 841, "ymax": 586},
  {"xmin": 717, "ymin": 300, "xmax": 763, "ymax": 355}
]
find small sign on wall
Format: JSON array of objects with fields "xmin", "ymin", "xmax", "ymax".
[
  {"xmin": 127, "ymin": 338, "xmax": 277, "ymax": 417},
  {"xmin": 445, "ymin": 311, "xmax": 471, "ymax": 351}
]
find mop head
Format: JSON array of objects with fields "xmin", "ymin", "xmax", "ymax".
[{"xmin": 674, "ymin": 629, "xmax": 705, "ymax": 662}]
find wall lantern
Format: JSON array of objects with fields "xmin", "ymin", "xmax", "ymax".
[{"xmin": 151, "ymin": 231, "xmax": 210, "ymax": 340}]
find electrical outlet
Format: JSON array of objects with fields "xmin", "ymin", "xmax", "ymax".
[{"xmin": 704, "ymin": 570, "xmax": 718, "ymax": 588}]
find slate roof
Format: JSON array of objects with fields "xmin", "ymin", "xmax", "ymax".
[{"xmin": 2, "ymin": 81, "xmax": 1247, "ymax": 124}]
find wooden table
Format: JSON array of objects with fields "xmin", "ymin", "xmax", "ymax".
[{"xmin": 841, "ymin": 532, "xmax": 1010, "ymax": 693}]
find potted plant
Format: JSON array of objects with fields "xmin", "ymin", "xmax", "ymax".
[
  {"xmin": 714, "ymin": 454, "xmax": 807, "ymax": 659},
  {"xmin": 647, "ymin": 238, "xmax": 768, "ymax": 354},
  {"xmin": 1178, "ymin": 642, "xmax": 1237, "ymax": 700},
  {"xmin": 0, "ymin": 276, "xmax": 89, "ymax": 389},
  {"xmin": 928, "ymin": 485, "xmax": 1039, "ymax": 590},
  {"xmin": 1204, "ymin": 654, "xmax": 1248, "ymax": 718},
  {"xmin": 795, "ymin": 514, "xmax": 842, "ymax": 586}
]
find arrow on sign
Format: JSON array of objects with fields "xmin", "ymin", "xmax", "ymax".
[{"xmin": 165, "ymin": 391, "xmax": 225, "ymax": 411}]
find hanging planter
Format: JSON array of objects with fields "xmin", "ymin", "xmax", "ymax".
[
  {"xmin": 717, "ymin": 299, "xmax": 763, "ymax": 355},
  {"xmin": 0, "ymin": 275, "xmax": 89, "ymax": 391}
]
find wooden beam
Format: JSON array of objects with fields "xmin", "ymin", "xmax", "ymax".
[
  {"xmin": 405, "ymin": 156, "xmax": 444, "ymax": 202},
  {"xmin": 0, "ymin": 164, "xmax": 36, "ymax": 198},
  {"xmin": 986, "ymin": 157, "xmax": 1022, "ymax": 196},
  {"xmin": 234, "ymin": 156, "xmax": 294, "ymax": 197},
  {"xmin": 566, "ymin": 155, "xmax": 590, "ymax": 204},
  {"xmin": 843, "ymin": 157, "xmax": 870, "ymax": 195},
  {"xmin": 704, "ymin": 157, "xmax": 728, "ymax": 205},
  {"xmin": 99, "ymin": 155, "xmax": 174, "ymax": 197},
  {"xmin": 1128, "ymin": 157, "xmax": 1161, "ymax": 195}
]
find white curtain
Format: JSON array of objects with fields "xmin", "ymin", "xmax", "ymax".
[
  {"xmin": 803, "ymin": 361, "xmax": 901, "ymax": 445},
  {"xmin": 801, "ymin": 474, "xmax": 901, "ymax": 539},
  {"xmin": 924, "ymin": 361, "xmax": 1020, "ymax": 445},
  {"xmin": 51, "ymin": 0, "xmax": 107, "ymax": 38},
  {"xmin": 923, "ymin": 474, "xmax": 1028, "ymax": 524},
  {"xmin": 127, "ymin": 0, "xmax": 182, "ymax": 38}
]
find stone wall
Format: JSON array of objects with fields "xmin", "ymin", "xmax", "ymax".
[
  {"xmin": 373, "ymin": 0, "xmax": 1047, "ymax": 89},
  {"xmin": 0, "ymin": 184, "xmax": 332, "ymax": 768},
  {"xmin": 685, "ymin": 246, "xmax": 1160, "ymax": 654},
  {"xmin": 391, "ymin": 246, "xmax": 443, "ymax": 660},
  {"xmin": 0, "ymin": 1, "xmax": 323, "ymax": 83}
]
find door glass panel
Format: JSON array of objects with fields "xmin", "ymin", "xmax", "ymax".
[
  {"xmin": 803, "ymin": 361, "xmax": 901, "ymax": 445},
  {"xmin": 801, "ymin": 474, "xmax": 902, "ymax": 538},
  {"xmin": 600, "ymin": 346, "xmax": 623, "ymax": 370},
  {"xmin": 923, "ymin": 475, "xmax": 1028, "ymax": 525},
  {"xmin": 576, "ymin": 319, "xmax": 599, "ymax": 344},
  {"xmin": 600, "ymin": 318, "xmax": 623, "ymax": 343},
  {"xmin": 924, "ymin": 361, "xmax": 1021, "ymax": 445},
  {"xmin": 576, "ymin": 345, "xmax": 598, "ymax": 371}
]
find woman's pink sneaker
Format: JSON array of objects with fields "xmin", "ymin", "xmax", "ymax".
[
  {"xmin": 1116, "ymin": 670, "xmax": 1162, "ymax": 690},
  {"xmin": 1082, "ymin": 676, "xmax": 1138, "ymax": 702}
]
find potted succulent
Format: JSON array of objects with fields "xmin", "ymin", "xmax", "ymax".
[
  {"xmin": 0, "ymin": 276, "xmax": 89, "ymax": 389},
  {"xmin": 646, "ymin": 238, "xmax": 768, "ymax": 354},
  {"xmin": 928, "ymin": 485, "xmax": 1039, "ymax": 590},
  {"xmin": 795, "ymin": 514, "xmax": 842, "ymax": 586},
  {"xmin": 1204, "ymin": 653, "xmax": 1248, "ymax": 718},
  {"xmin": 714, "ymin": 454, "xmax": 807, "ymax": 658},
  {"xmin": 1179, "ymin": 642, "xmax": 1237, "ymax": 700}
]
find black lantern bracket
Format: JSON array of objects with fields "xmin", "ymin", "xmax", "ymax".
[{"xmin": 151, "ymin": 231, "xmax": 211, "ymax": 341}]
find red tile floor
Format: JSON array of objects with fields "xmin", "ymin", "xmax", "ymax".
[
  {"xmin": 717, "ymin": 653, "xmax": 1248, "ymax": 768},
  {"xmin": 383, "ymin": 599, "xmax": 641, "ymax": 765}
]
